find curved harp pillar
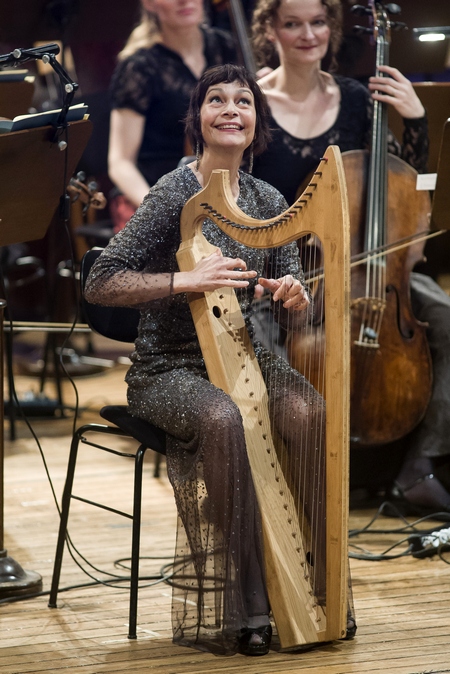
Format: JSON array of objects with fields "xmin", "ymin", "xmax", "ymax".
[{"xmin": 177, "ymin": 146, "xmax": 350, "ymax": 649}]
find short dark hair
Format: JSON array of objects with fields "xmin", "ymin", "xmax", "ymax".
[{"xmin": 185, "ymin": 64, "xmax": 272, "ymax": 158}]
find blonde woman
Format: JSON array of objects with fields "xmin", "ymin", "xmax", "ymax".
[{"xmin": 108, "ymin": 0, "xmax": 236, "ymax": 230}]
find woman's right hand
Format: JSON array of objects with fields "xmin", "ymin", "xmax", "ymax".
[{"xmin": 176, "ymin": 249, "xmax": 257, "ymax": 293}]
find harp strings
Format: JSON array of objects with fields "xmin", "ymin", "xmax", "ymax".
[{"xmin": 235, "ymin": 220, "xmax": 328, "ymax": 604}]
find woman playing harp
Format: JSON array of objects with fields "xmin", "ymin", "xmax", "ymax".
[{"xmin": 84, "ymin": 63, "xmax": 352, "ymax": 656}]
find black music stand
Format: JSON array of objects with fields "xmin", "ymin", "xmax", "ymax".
[
  {"xmin": 430, "ymin": 118, "xmax": 450, "ymax": 232},
  {"xmin": 0, "ymin": 118, "xmax": 92, "ymax": 598}
]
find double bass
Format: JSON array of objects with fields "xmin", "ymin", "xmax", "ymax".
[{"xmin": 288, "ymin": 0, "xmax": 432, "ymax": 447}]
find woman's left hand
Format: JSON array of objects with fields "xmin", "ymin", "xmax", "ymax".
[
  {"xmin": 368, "ymin": 65, "xmax": 425, "ymax": 119},
  {"xmin": 257, "ymin": 275, "xmax": 310, "ymax": 311}
]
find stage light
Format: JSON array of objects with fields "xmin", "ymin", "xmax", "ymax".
[{"xmin": 413, "ymin": 27, "xmax": 450, "ymax": 43}]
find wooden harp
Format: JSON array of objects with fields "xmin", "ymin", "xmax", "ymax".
[{"xmin": 176, "ymin": 145, "xmax": 350, "ymax": 649}]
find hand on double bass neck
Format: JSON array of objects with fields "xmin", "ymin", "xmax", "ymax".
[{"xmin": 368, "ymin": 65, "xmax": 425, "ymax": 119}]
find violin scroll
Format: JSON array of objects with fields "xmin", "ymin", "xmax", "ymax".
[{"xmin": 67, "ymin": 171, "xmax": 107, "ymax": 213}]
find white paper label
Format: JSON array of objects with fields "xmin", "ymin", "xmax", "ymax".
[{"xmin": 416, "ymin": 173, "xmax": 437, "ymax": 191}]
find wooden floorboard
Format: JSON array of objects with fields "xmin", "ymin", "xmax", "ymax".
[{"xmin": 2, "ymin": 351, "xmax": 450, "ymax": 674}]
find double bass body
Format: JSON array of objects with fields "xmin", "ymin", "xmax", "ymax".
[
  {"xmin": 288, "ymin": 149, "xmax": 432, "ymax": 446},
  {"xmin": 345, "ymin": 149, "xmax": 431, "ymax": 445}
]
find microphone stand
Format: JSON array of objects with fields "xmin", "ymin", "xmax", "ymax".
[
  {"xmin": 0, "ymin": 43, "xmax": 79, "ymax": 130},
  {"xmin": 0, "ymin": 43, "xmax": 79, "ymax": 599}
]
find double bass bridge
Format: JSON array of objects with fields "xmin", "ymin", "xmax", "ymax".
[{"xmin": 351, "ymin": 296, "xmax": 386, "ymax": 348}]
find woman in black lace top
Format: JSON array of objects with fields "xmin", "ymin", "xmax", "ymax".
[
  {"xmin": 251, "ymin": 0, "xmax": 427, "ymax": 204},
  {"xmin": 250, "ymin": 0, "xmax": 450, "ymax": 516},
  {"xmin": 108, "ymin": 0, "xmax": 236, "ymax": 230}
]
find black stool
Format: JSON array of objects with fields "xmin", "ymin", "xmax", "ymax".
[{"xmin": 48, "ymin": 249, "xmax": 167, "ymax": 638}]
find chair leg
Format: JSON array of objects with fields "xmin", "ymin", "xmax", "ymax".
[
  {"xmin": 128, "ymin": 443, "xmax": 147, "ymax": 639},
  {"xmin": 48, "ymin": 428, "xmax": 83, "ymax": 608}
]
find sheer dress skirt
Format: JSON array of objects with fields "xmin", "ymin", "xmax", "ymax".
[{"xmin": 126, "ymin": 348, "xmax": 333, "ymax": 655}]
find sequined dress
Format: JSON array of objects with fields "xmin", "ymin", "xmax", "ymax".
[{"xmin": 84, "ymin": 165, "xmax": 325, "ymax": 654}]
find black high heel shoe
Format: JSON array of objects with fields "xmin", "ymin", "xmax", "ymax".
[
  {"xmin": 237, "ymin": 624, "xmax": 272, "ymax": 656},
  {"xmin": 345, "ymin": 613, "xmax": 357, "ymax": 640},
  {"xmin": 386, "ymin": 476, "xmax": 450, "ymax": 521}
]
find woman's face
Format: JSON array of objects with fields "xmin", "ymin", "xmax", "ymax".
[
  {"xmin": 142, "ymin": 0, "xmax": 203, "ymax": 30},
  {"xmin": 269, "ymin": 0, "xmax": 330, "ymax": 66},
  {"xmin": 200, "ymin": 81, "xmax": 256, "ymax": 156}
]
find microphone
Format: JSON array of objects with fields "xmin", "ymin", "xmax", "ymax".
[{"xmin": 0, "ymin": 43, "xmax": 60, "ymax": 65}]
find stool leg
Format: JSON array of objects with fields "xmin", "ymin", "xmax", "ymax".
[
  {"xmin": 48, "ymin": 428, "xmax": 83, "ymax": 608},
  {"xmin": 128, "ymin": 444, "xmax": 147, "ymax": 639}
]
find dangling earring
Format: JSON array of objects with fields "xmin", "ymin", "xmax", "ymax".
[
  {"xmin": 196, "ymin": 142, "xmax": 200, "ymax": 171},
  {"xmin": 248, "ymin": 143, "xmax": 254, "ymax": 175}
]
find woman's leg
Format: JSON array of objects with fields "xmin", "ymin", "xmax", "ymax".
[{"xmin": 127, "ymin": 368, "xmax": 269, "ymax": 653}]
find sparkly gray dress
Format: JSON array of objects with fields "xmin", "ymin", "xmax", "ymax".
[{"xmin": 84, "ymin": 165, "xmax": 326, "ymax": 654}]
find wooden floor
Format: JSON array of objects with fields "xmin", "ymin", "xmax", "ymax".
[{"xmin": 2, "ymin": 339, "xmax": 450, "ymax": 674}]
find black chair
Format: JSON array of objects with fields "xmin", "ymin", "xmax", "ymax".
[{"xmin": 48, "ymin": 248, "xmax": 167, "ymax": 639}]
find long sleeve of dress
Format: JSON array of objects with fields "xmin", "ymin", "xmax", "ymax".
[{"xmin": 85, "ymin": 165, "xmax": 306, "ymax": 377}]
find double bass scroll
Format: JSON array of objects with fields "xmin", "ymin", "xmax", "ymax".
[{"xmin": 177, "ymin": 145, "xmax": 350, "ymax": 649}]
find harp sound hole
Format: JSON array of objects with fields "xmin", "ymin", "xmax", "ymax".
[
  {"xmin": 306, "ymin": 551, "xmax": 314, "ymax": 567},
  {"xmin": 212, "ymin": 306, "xmax": 221, "ymax": 318}
]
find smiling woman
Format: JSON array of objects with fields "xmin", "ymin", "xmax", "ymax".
[
  {"xmin": 84, "ymin": 63, "xmax": 316, "ymax": 656},
  {"xmin": 185, "ymin": 63, "xmax": 272, "ymax": 196},
  {"xmin": 199, "ymin": 83, "xmax": 256, "ymax": 160}
]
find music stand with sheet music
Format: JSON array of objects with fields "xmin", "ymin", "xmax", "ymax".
[
  {"xmin": 430, "ymin": 118, "xmax": 450, "ymax": 232},
  {"xmin": 0, "ymin": 118, "xmax": 92, "ymax": 598}
]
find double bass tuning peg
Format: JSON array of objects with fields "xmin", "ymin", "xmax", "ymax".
[
  {"xmin": 351, "ymin": 2, "xmax": 402, "ymax": 18},
  {"xmin": 385, "ymin": 3, "xmax": 402, "ymax": 16},
  {"xmin": 391, "ymin": 21, "xmax": 407, "ymax": 32},
  {"xmin": 353, "ymin": 25, "xmax": 373, "ymax": 35},
  {"xmin": 350, "ymin": 4, "xmax": 372, "ymax": 16}
]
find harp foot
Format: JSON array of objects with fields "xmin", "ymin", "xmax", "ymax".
[
  {"xmin": 237, "ymin": 624, "xmax": 272, "ymax": 656},
  {"xmin": 344, "ymin": 613, "xmax": 357, "ymax": 640}
]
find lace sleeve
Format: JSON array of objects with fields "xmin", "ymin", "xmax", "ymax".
[
  {"xmin": 109, "ymin": 50, "xmax": 155, "ymax": 115},
  {"xmin": 400, "ymin": 116, "xmax": 429, "ymax": 173},
  {"xmin": 387, "ymin": 117, "xmax": 429, "ymax": 173}
]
